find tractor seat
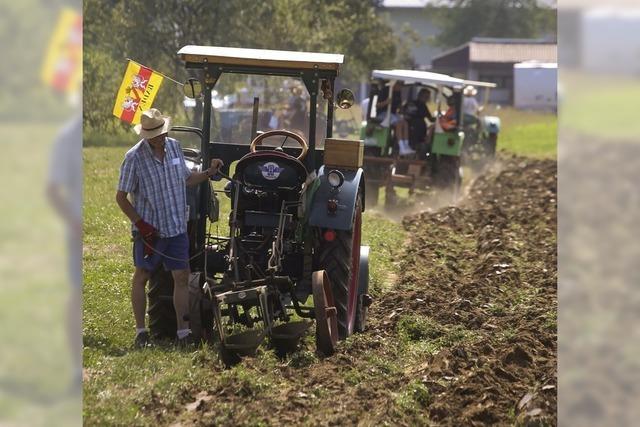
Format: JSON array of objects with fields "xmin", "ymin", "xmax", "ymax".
[{"xmin": 235, "ymin": 150, "xmax": 308, "ymax": 191}]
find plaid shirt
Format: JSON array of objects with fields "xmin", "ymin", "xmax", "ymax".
[{"xmin": 117, "ymin": 137, "xmax": 192, "ymax": 238}]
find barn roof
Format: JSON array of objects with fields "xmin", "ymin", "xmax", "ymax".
[{"xmin": 432, "ymin": 38, "xmax": 557, "ymax": 65}]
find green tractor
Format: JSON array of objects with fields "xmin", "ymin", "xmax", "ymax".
[
  {"xmin": 459, "ymin": 82, "xmax": 501, "ymax": 171},
  {"xmin": 359, "ymin": 69, "xmax": 498, "ymax": 207},
  {"xmin": 149, "ymin": 45, "xmax": 370, "ymax": 363}
]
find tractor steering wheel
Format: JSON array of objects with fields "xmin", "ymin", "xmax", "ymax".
[{"xmin": 249, "ymin": 130, "xmax": 309, "ymax": 161}]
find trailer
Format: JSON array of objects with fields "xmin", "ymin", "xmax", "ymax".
[{"xmin": 513, "ymin": 62, "xmax": 558, "ymax": 111}]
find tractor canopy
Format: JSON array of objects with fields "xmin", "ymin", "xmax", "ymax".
[{"xmin": 178, "ymin": 45, "xmax": 346, "ymax": 172}]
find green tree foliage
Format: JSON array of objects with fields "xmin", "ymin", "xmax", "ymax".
[
  {"xmin": 84, "ymin": 0, "xmax": 404, "ymax": 132},
  {"xmin": 426, "ymin": 0, "xmax": 557, "ymax": 48}
]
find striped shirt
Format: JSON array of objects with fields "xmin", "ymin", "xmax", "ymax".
[{"xmin": 117, "ymin": 137, "xmax": 191, "ymax": 238}]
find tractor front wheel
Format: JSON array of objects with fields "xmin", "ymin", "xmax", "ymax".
[{"xmin": 313, "ymin": 270, "xmax": 338, "ymax": 356}]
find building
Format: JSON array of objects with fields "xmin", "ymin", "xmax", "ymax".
[
  {"xmin": 430, "ymin": 37, "xmax": 557, "ymax": 104},
  {"xmin": 380, "ymin": 1, "xmax": 557, "ymax": 70}
]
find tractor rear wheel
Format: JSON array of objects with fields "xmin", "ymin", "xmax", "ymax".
[
  {"xmin": 148, "ymin": 267, "xmax": 177, "ymax": 340},
  {"xmin": 315, "ymin": 194, "xmax": 362, "ymax": 339},
  {"xmin": 435, "ymin": 154, "xmax": 461, "ymax": 191}
]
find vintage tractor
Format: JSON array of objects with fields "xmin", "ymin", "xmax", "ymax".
[
  {"xmin": 360, "ymin": 70, "xmax": 499, "ymax": 206},
  {"xmin": 359, "ymin": 70, "xmax": 498, "ymax": 207},
  {"xmin": 149, "ymin": 45, "xmax": 370, "ymax": 363},
  {"xmin": 459, "ymin": 82, "xmax": 501, "ymax": 170}
]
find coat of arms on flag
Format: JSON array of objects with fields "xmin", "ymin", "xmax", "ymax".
[
  {"xmin": 113, "ymin": 61, "xmax": 164, "ymax": 124},
  {"xmin": 41, "ymin": 8, "xmax": 82, "ymax": 95}
]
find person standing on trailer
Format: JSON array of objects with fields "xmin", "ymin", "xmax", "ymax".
[
  {"xmin": 376, "ymin": 81, "xmax": 414, "ymax": 156},
  {"xmin": 462, "ymin": 85, "xmax": 481, "ymax": 127}
]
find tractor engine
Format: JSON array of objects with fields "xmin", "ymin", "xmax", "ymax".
[{"xmin": 213, "ymin": 150, "xmax": 308, "ymax": 284}]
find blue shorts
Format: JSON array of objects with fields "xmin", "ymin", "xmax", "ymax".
[{"xmin": 133, "ymin": 232, "xmax": 190, "ymax": 271}]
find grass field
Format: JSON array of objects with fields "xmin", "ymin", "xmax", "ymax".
[
  {"xmin": 484, "ymin": 106, "xmax": 557, "ymax": 158},
  {"xmin": 83, "ymin": 106, "xmax": 555, "ymax": 424}
]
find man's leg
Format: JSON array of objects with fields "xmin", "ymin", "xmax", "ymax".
[
  {"xmin": 132, "ymin": 267, "xmax": 150, "ymax": 329},
  {"xmin": 397, "ymin": 119, "xmax": 415, "ymax": 155},
  {"xmin": 397, "ymin": 119, "xmax": 408, "ymax": 140},
  {"xmin": 162, "ymin": 233, "xmax": 192, "ymax": 338},
  {"xmin": 171, "ymin": 268, "xmax": 190, "ymax": 332}
]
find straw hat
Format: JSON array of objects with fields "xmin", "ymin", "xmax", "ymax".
[
  {"xmin": 463, "ymin": 85, "xmax": 477, "ymax": 97},
  {"xmin": 134, "ymin": 108, "xmax": 171, "ymax": 139}
]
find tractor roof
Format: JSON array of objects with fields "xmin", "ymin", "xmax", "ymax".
[
  {"xmin": 371, "ymin": 69, "xmax": 496, "ymax": 89},
  {"xmin": 178, "ymin": 45, "xmax": 344, "ymax": 71},
  {"xmin": 372, "ymin": 69, "xmax": 464, "ymax": 87}
]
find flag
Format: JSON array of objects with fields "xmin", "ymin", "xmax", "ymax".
[
  {"xmin": 41, "ymin": 8, "xmax": 82, "ymax": 94},
  {"xmin": 112, "ymin": 61, "xmax": 164, "ymax": 124}
]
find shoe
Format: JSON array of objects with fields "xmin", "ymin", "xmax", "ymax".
[
  {"xmin": 134, "ymin": 331, "xmax": 151, "ymax": 348},
  {"xmin": 176, "ymin": 332, "xmax": 200, "ymax": 349},
  {"xmin": 398, "ymin": 140, "xmax": 416, "ymax": 156}
]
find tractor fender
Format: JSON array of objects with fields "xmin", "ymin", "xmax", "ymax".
[
  {"xmin": 308, "ymin": 166, "xmax": 365, "ymax": 231},
  {"xmin": 482, "ymin": 116, "xmax": 501, "ymax": 134}
]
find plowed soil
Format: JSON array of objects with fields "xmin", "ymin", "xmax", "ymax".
[{"xmin": 171, "ymin": 154, "xmax": 557, "ymax": 426}]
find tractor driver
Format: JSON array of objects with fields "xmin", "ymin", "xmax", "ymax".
[
  {"xmin": 116, "ymin": 108, "xmax": 224, "ymax": 348},
  {"xmin": 404, "ymin": 88, "xmax": 435, "ymax": 150},
  {"xmin": 439, "ymin": 94, "xmax": 459, "ymax": 132}
]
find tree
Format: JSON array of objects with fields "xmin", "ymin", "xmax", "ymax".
[
  {"xmin": 426, "ymin": 0, "xmax": 557, "ymax": 48},
  {"xmin": 83, "ymin": 0, "xmax": 405, "ymax": 132}
]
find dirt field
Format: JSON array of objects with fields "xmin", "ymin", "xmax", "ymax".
[{"xmin": 162, "ymin": 154, "xmax": 557, "ymax": 426}]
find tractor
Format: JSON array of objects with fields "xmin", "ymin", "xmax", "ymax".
[
  {"xmin": 149, "ymin": 45, "xmax": 370, "ymax": 363},
  {"xmin": 359, "ymin": 69, "xmax": 498, "ymax": 207},
  {"xmin": 459, "ymin": 82, "xmax": 501, "ymax": 171}
]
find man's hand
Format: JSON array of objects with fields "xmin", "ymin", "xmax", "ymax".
[
  {"xmin": 206, "ymin": 158, "xmax": 224, "ymax": 178},
  {"xmin": 186, "ymin": 158, "xmax": 225, "ymax": 186},
  {"xmin": 135, "ymin": 219, "xmax": 157, "ymax": 257}
]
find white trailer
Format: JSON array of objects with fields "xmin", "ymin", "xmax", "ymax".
[{"xmin": 513, "ymin": 62, "xmax": 557, "ymax": 110}]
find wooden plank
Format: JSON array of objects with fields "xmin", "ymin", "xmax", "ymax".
[{"xmin": 324, "ymin": 138, "xmax": 364, "ymax": 170}]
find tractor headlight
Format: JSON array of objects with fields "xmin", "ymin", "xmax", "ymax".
[{"xmin": 327, "ymin": 170, "xmax": 344, "ymax": 189}]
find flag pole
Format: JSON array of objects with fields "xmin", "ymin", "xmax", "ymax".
[{"xmin": 125, "ymin": 58, "xmax": 183, "ymax": 86}]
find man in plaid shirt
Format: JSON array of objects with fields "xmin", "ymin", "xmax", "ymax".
[{"xmin": 116, "ymin": 109, "xmax": 223, "ymax": 348}]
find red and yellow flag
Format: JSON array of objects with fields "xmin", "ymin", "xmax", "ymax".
[
  {"xmin": 41, "ymin": 8, "xmax": 82, "ymax": 94},
  {"xmin": 112, "ymin": 61, "xmax": 164, "ymax": 124}
]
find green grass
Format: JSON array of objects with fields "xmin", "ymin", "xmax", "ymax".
[
  {"xmin": 561, "ymin": 72, "xmax": 640, "ymax": 141},
  {"xmin": 83, "ymin": 145, "xmax": 407, "ymax": 425},
  {"xmin": 483, "ymin": 106, "xmax": 557, "ymax": 158},
  {"xmin": 397, "ymin": 314, "xmax": 478, "ymax": 357}
]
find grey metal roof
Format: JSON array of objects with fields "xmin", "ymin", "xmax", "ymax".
[{"xmin": 431, "ymin": 39, "xmax": 557, "ymax": 64}]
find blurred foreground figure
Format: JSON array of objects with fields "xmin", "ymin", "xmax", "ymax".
[{"xmin": 46, "ymin": 113, "xmax": 82, "ymax": 390}]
